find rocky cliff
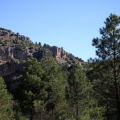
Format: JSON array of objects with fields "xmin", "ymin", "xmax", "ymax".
[
  {"xmin": 0, "ymin": 47, "xmax": 32, "ymax": 62},
  {"xmin": 0, "ymin": 28, "xmax": 84, "ymax": 77}
]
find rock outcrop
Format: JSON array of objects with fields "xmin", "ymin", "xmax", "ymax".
[
  {"xmin": 0, "ymin": 47, "xmax": 32, "ymax": 62},
  {"xmin": 50, "ymin": 46, "xmax": 83, "ymax": 65},
  {"xmin": 50, "ymin": 46, "xmax": 68, "ymax": 64},
  {"xmin": 0, "ymin": 28, "xmax": 84, "ymax": 77}
]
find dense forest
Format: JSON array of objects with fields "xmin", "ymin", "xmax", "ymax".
[{"xmin": 0, "ymin": 14, "xmax": 120, "ymax": 120}]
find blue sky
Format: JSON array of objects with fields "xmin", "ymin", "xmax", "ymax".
[{"xmin": 0, "ymin": 0, "xmax": 120, "ymax": 61}]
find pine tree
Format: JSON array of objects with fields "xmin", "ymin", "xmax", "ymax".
[
  {"xmin": 66, "ymin": 64, "xmax": 103, "ymax": 120},
  {"xmin": 40, "ymin": 53, "xmax": 66, "ymax": 119},
  {"xmin": 92, "ymin": 14, "xmax": 120, "ymax": 120},
  {"xmin": 87, "ymin": 58, "xmax": 117, "ymax": 119},
  {"xmin": 0, "ymin": 77, "xmax": 14, "ymax": 120},
  {"xmin": 15, "ymin": 58, "xmax": 47, "ymax": 120}
]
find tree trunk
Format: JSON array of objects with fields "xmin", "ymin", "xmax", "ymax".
[
  {"xmin": 52, "ymin": 109, "xmax": 55, "ymax": 120},
  {"xmin": 106, "ymin": 103, "xmax": 110, "ymax": 120},
  {"xmin": 114, "ymin": 76, "xmax": 120, "ymax": 120},
  {"xmin": 30, "ymin": 109, "xmax": 33, "ymax": 120},
  {"xmin": 113, "ymin": 37, "xmax": 120, "ymax": 120},
  {"xmin": 76, "ymin": 101, "xmax": 79, "ymax": 120}
]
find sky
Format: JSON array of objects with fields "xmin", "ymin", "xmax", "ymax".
[{"xmin": 0, "ymin": 0, "xmax": 120, "ymax": 61}]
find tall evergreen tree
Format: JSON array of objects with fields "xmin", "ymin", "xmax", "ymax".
[
  {"xmin": 15, "ymin": 58, "xmax": 47, "ymax": 120},
  {"xmin": 87, "ymin": 58, "xmax": 117, "ymax": 120},
  {"xmin": 66, "ymin": 64, "xmax": 103, "ymax": 120},
  {"xmin": 40, "ymin": 53, "xmax": 66, "ymax": 120},
  {"xmin": 0, "ymin": 77, "xmax": 14, "ymax": 120},
  {"xmin": 92, "ymin": 14, "xmax": 120, "ymax": 120}
]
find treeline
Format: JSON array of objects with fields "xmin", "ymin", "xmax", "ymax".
[
  {"xmin": 0, "ymin": 55, "xmax": 102, "ymax": 120},
  {"xmin": 0, "ymin": 13, "xmax": 120, "ymax": 120}
]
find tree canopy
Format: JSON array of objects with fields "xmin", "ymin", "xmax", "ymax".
[
  {"xmin": 0, "ymin": 77, "xmax": 14, "ymax": 120},
  {"xmin": 91, "ymin": 13, "xmax": 120, "ymax": 120}
]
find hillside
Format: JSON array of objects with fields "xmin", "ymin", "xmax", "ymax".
[
  {"xmin": 0, "ymin": 27, "xmax": 84, "ymax": 76},
  {"xmin": 0, "ymin": 27, "xmax": 84, "ymax": 93}
]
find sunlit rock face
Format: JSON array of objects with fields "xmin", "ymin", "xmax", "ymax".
[
  {"xmin": 50, "ymin": 46, "xmax": 68, "ymax": 64},
  {"xmin": 0, "ymin": 47, "xmax": 27, "ymax": 61},
  {"xmin": 0, "ymin": 28, "xmax": 84, "ymax": 77}
]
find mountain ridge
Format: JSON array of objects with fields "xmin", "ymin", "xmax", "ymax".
[{"xmin": 0, "ymin": 27, "xmax": 84, "ymax": 77}]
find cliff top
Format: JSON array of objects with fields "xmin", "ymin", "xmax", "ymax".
[{"xmin": 0, "ymin": 27, "xmax": 84, "ymax": 67}]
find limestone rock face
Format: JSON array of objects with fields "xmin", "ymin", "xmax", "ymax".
[
  {"xmin": 0, "ymin": 47, "xmax": 32, "ymax": 76},
  {"xmin": 12, "ymin": 48, "xmax": 31, "ymax": 60},
  {"xmin": 0, "ymin": 47, "xmax": 12, "ymax": 61},
  {"xmin": 0, "ymin": 47, "xmax": 31, "ymax": 62},
  {"xmin": 50, "ymin": 46, "xmax": 68, "ymax": 64},
  {"xmin": 0, "ymin": 28, "xmax": 84, "ymax": 77}
]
